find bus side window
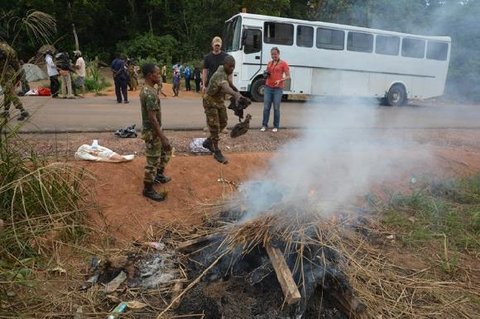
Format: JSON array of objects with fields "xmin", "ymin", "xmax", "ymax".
[
  {"xmin": 347, "ymin": 32, "xmax": 373, "ymax": 53},
  {"xmin": 375, "ymin": 35, "xmax": 400, "ymax": 56},
  {"xmin": 402, "ymin": 38, "xmax": 425, "ymax": 58},
  {"xmin": 243, "ymin": 29, "xmax": 262, "ymax": 54},
  {"xmin": 427, "ymin": 41, "xmax": 448, "ymax": 61},
  {"xmin": 316, "ymin": 28, "xmax": 344, "ymax": 50},
  {"xmin": 264, "ymin": 22, "xmax": 294, "ymax": 45},
  {"xmin": 297, "ymin": 25, "xmax": 313, "ymax": 47}
]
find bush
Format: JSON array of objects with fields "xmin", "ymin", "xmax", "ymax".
[
  {"xmin": 85, "ymin": 61, "xmax": 109, "ymax": 93},
  {"xmin": 117, "ymin": 33, "xmax": 178, "ymax": 66}
]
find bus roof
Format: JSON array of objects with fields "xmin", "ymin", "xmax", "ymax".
[{"xmin": 226, "ymin": 12, "xmax": 451, "ymax": 42}]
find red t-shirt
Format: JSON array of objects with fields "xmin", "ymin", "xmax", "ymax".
[{"xmin": 265, "ymin": 59, "xmax": 289, "ymax": 89}]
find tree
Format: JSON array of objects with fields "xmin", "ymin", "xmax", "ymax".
[{"xmin": 117, "ymin": 33, "xmax": 177, "ymax": 65}]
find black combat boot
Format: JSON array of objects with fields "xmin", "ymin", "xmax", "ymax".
[
  {"xmin": 212, "ymin": 141, "xmax": 228, "ymax": 164},
  {"xmin": 154, "ymin": 169, "xmax": 171, "ymax": 184},
  {"xmin": 17, "ymin": 111, "xmax": 29, "ymax": 121},
  {"xmin": 202, "ymin": 138, "xmax": 214, "ymax": 153},
  {"xmin": 214, "ymin": 150, "xmax": 228, "ymax": 164},
  {"xmin": 143, "ymin": 182, "xmax": 167, "ymax": 202}
]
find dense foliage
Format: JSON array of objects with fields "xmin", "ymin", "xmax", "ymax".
[{"xmin": 0, "ymin": 0, "xmax": 479, "ymax": 100}]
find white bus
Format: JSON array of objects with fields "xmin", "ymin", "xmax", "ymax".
[{"xmin": 223, "ymin": 13, "xmax": 451, "ymax": 105}]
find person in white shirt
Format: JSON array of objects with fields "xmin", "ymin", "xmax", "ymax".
[
  {"xmin": 45, "ymin": 50, "xmax": 59, "ymax": 98},
  {"xmin": 73, "ymin": 50, "xmax": 86, "ymax": 97}
]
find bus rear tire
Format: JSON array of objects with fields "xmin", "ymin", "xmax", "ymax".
[
  {"xmin": 250, "ymin": 78, "xmax": 265, "ymax": 102},
  {"xmin": 386, "ymin": 84, "xmax": 407, "ymax": 106}
]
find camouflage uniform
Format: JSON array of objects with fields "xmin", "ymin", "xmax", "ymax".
[
  {"xmin": 0, "ymin": 42, "xmax": 27, "ymax": 117},
  {"xmin": 140, "ymin": 83, "xmax": 171, "ymax": 183},
  {"xmin": 203, "ymin": 65, "xmax": 229, "ymax": 142}
]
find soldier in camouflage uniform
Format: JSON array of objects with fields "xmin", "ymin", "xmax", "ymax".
[
  {"xmin": 202, "ymin": 55, "xmax": 242, "ymax": 164},
  {"xmin": 140, "ymin": 63, "xmax": 172, "ymax": 202},
  {"xmin": 0, "ymin": 42, "xmax": 29, "ymax": 121}
]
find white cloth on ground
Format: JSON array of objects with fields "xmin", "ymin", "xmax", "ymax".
[{"xmin": 75, "ymin": 142, "xmax": 134, "ymax": 162}]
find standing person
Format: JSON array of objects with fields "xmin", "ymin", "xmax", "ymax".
[
  {"xmin": 161, "ymin": 64, "xmax": 167, "ymax": 83},
  {"xmin": 0, "ymin": 42, "xmax": 29, "ymax": 120},
  {"xmin": 172, "ymin": 68, "xmax": 180, "ymax": 97},
  {"xmin": 201, "ymin": 36, "xmax": 228, "ymax": 92},
  {"xmin": 193, "ymin": 66, "xmax": 201, "ymax": 92},
  {"xmin": 127, "ymin": 59, "xmax": 138, "ymax": 91},
  {"xmin": 260, "ymin": 47, "xmax": 290, "ymax": 132},
  {"xmin": 45, "ymin": 49, "xmax": 59, "ymax": 98},
  {"xmin": 140, "ymin": 63, "xmax": 171, "ymax": 202},
  {"xmin": 73, "ymin": 50, "xmax": 86, "ymax": 97},
  {"xmin": 111, "ymin": 54, "xmax": 129, "ymax": 103},
  {"xmin": 18, "ymin": 60, "xmax": 31, "ymax": 96},
  {"xmin": 202, "ymin": 55, "xmax": 242, "ymax": 164},
  {"xmin": 55, "ymin": 51, "xmax": 75, "ymax": 99},
  {"xmin": 183, "ymin": 64, "xmax": 192, "ymax": 91}
]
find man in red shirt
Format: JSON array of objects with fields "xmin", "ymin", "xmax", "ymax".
[{"xmin": 260, "ymin": 47, "xmax": 290, "ymax": 132}]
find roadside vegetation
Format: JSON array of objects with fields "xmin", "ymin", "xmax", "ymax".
[
  {"xmin": 0, "ymin": 11, "xmax": 97, "ymax": 316},
  {"xmin": 378, "ymin": 177, "xmax": 480, "ymax": 273},
  {"xmin": 84, "ymin": 60, "xmax": 110, "ymax": 95},
  {"xmin": 382, "ymin": 177, "xmax": 480, "ymax": 250}
]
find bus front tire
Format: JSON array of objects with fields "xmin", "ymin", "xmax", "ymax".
[
  {"xmin": 386, "ymin": 84, "xmax": 407, "ymax": 106},
  {"xmin": 250, "ymin": 78, "xmax": 265, "ymax": 102}
]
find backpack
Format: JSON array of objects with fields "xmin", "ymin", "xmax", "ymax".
[
  {"xmin": 184, "ymin": 67, "xmax": 192, "ymax": 78},
  {"xmin": 55, "ymin": 52, "xmax": 74, "ymax": 71}
]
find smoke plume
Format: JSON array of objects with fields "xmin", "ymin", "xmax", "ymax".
[{"xmin": 237, "ymin": 99, "xmax": 434, "ymax": 220}]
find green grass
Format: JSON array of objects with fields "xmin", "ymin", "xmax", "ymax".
[
  {"xmin": 85, "ymin": 61, "xmax": 110, "ymax": 93},
  {"xmin": 379, "ymin": 176, "xmax": 480, "ymax": 252}
]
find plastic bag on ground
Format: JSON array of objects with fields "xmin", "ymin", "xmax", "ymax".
[
  {"xmin": 75, "ymin": 141, "xmax": 135, "ymax": 162},
  {"xmin": 189, "ymin": 138, "xmax": 211, "ymax": 153}
]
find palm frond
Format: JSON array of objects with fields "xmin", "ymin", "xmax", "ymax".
[{"xmin": 21, "ymin": 10, "xmax": 56, "ymax": 44}]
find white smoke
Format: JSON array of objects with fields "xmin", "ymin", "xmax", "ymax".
[{"xmin": 238, "ymin": 99, "xmax": 434, "ymax": 220}]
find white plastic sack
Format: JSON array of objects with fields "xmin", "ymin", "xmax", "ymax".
[
  {"xmin": 75, "ymin": 141, "xmax": 134, "ymax": 162},
  {"xmin": 25, "ymin": 88, "xmax": 39, "ymax": 96},
  {"xmin": 189, "ymin": 138, "xmax": 210, "ymax": 153}
]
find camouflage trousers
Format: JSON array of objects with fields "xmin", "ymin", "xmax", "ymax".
[
  {"xmin": 1, "ymin": 82, "xmax": 23, "ymax": 112},
  {"xmin": 203, "ymin": 97, "xmax": 227, "ymax": 142},
  {"xmin": 142, "ymin": 131, "xmax": 172, "ymax": 183}
]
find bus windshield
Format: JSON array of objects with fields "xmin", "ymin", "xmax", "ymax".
[{"xmin": 223, "ymin": 16, "xmax": 242, "ymax": 52}]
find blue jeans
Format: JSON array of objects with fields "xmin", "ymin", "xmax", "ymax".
[{"xmin": 262, "ymin": 86, "xmax": 283, "ymax": 128}]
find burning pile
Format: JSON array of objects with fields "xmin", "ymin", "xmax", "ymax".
[
  {"xmin": 165, "ymin": 193, "xmax": 370, "ymax": 319},
  {"xmin": 82, "ymin": 180, "xmax": 477, "ymax": 318}
]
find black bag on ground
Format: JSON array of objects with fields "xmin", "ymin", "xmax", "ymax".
[{"xmin": 114, "ymin": 124, "xmax": 137, "ymax": 138}]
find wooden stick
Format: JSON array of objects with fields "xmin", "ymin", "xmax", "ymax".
[
  {"xmin": 176, "ymin": 233, "xmax": 218, "ymax": 250},
  {"xmin": 170, "ymin": 281, "xmax": 184, "ymax": 309},
  {"xmin": 265, "ymin": 244, "xmax": 301, "ymax": 305}
]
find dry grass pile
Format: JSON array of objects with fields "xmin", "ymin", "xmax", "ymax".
[
  {"xmin": 1, "ymin": 122, "xmax": 96, "ymax": 316},
  {"xmin": 160, "ymin": 198, "xmax": 480, "ymax": 318}
]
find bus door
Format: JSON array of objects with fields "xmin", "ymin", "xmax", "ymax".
[{"xmin": 241, "ymin": 28, "xmax": 263, "ymax": 89}]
